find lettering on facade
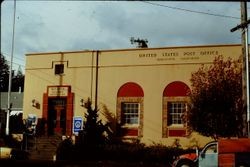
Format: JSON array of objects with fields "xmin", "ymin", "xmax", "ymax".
[
  {"xmin": 162, "ymin": 52, "xmax": 179, "ymax": 57},
  {"xmin": 200, "ymin": 50, "xmax": 219, "ymax": 56},
  {"xmin": 138, "ymin": 50, "xmax": 219, "ymax": 62},
  {"xmin": 183, "ymin": 52, "xmax": 195, "ymax": 56},
  {"xmin": 48, "ymin": 86, "xmax": 69, "ymax": 97},
  {"xmin": 139, "ymin": 53, "xmax": 157, "ymax": 58},
  {"xmin": 182, "ymin": 52, "xmax": 198, "ymax": 60},
  {"xmin": 181, "ymin": 56, "xmax": 199, "ymax": 60},
  {"xmin": 157, "ymin": 57, "xmax": 175, "ymax": 61}
]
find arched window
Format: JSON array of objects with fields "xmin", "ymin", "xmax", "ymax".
[
  {"xmin": 163, "ymin": 81, "xmax": 190, "ymax": 97},
  {"xmin": 117, "ymin": 82, "xmax": 144, "ymax": 137},
  {"xmin": 162, "ymin": 81, "xmax": 190, "ymax": 137}
]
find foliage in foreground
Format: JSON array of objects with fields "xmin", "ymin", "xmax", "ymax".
[
  {"xmin": 80, "ymin": 98, "xmax": 111, "ymax": 146},
  {"xmin": 188, "ymin": 55, "xmax": 243, "ymax": 138},
  {"xmin": 56, "ymin": 98, "xmax": 194, "ymax": 164},
  {"xmin": 56, "ymin": 138, "xmax": 195, "ymax": 165}
]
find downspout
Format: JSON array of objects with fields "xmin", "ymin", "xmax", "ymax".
[
  {"xmin": 95, "ymin": 50, "xmax": 99, "ymax": 110},
  {"xmin": 90, "ymin": 51, "xmax": 94, "ymax": 102},
  {"xmin": 59, "ymin": 52, "xmax": 64, "ymax": 86}
]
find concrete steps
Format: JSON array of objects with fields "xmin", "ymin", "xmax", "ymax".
[{"xmin": 27, "ymin": 135, "xmax": 62, "ymax": 160}]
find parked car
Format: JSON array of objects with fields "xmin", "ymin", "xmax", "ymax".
[
  {"xmin": 172, "ymin": 138, "xmax": 250, "ymax": 167},
  {"xmin": 0, "ymin": 147, "xmax": 12, "ymax": 159}
]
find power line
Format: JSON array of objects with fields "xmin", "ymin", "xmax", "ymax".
[
  {"xmin": 141, "ymin": 1, "xmax": 240, "ymax": 20},
  {"xmin": 2, "ymin": 54, "xmax": 25, "ymax": 72},
  {"xmin": 2, "ymin": 52, "xmax": 25, "ymax": 63},
  {"xmin": 6, "ymin": 60, "xmax": 25, "ymax": 68}
]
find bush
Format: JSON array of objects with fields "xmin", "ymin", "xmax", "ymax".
[
  {"xmin": 56, "ymin": 138, "xmax": 75, "ymax": 160},
  {"xmin": 55, "ymin": 98, "xmax": 195, "ymax": 164},
  {"xmin": 11, "ymin": 149, "xmax": 29, "ymax": 160},
  {"xmin": 56, "ymin": 138, "xmax": 195, "ymax": 165},
  {"xmin": 3, "ymin": 135, "xmax": 22, "ymax": 149},
  {"xmin": 96, "ymin": 142, "xmax": 195, "ymax": 165},
  {"xmin": 9, "ymin": 114, "xmax": 25, "ymax": 134}
]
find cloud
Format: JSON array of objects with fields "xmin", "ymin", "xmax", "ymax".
[
  {"xmin": 81, "ymin": 1, "xmax": 242, "ymax": 48},
  {"xmin": 1, "ymin": 1, "xmax": 246, "ymax": 71}
]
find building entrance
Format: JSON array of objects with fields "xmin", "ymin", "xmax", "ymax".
[{"xmin": 48, "ymin": 98, "xmax": 67, "ymax": 135}]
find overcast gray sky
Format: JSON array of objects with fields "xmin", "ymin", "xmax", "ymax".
[{"xmin": 1, "ymin": 1, "xmax": 249, "ymax": 71}]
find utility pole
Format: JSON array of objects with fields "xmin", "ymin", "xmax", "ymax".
[{"xmin": 231, "ymin": 1, "xmax": 250, "ymax": 137}]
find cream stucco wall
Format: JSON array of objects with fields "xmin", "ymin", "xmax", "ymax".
[{"xmin": 23, "ymin": 44, "xmax": 242, "ymax": 148}]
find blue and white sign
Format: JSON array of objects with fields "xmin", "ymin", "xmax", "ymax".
[{"xmin": 73, "ymin": 116, "xmax": 83, "ymax": 135}]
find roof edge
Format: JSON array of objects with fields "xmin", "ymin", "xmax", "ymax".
[{"xmin": 25, "ymin": 43, "xmax": 241, "ymax": 56}]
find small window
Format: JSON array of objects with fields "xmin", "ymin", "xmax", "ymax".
[
  {"xmin": 204, "ymin": 144, "xmax": 217, "ymax": 154},
  {"xmin": 55, "ymin": 64, "xmax": 64, "ymax": 75},
  {"xmin": 167, "ymin": 102, "xmax": 186, "ymax": 126},
  {"xmin": 121, "ymin": 102, "xmax": 139, "ymax": 125}
]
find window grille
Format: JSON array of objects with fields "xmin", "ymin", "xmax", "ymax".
[
  {"xmin": 168, "ymin": 102, "xmax": 186, "ymax": 126},
  {"xmin": 121, "ymin": 102, "xmax": 139, "ymax": 125}
]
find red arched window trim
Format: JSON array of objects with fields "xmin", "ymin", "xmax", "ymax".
[
  {"xmin": 117, "ymin": 82, "xmax": 144, "ymax": 97},
  {"xmin": 163, "ymin": 81, "xmax": 190, "ymax": 97}
]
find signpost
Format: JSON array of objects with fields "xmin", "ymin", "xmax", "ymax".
[{"xmin": 73, "ymin": 116, "xmax": 83, "ymax": 135}]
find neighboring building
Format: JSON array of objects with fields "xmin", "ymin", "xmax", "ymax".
[
  {"xmin": 0, "ymin": 92, "xmax": 23, "ymax": 135},
  {"xmin": 23, "ymin": 44, "xmax": 242, "ymax": 148}
]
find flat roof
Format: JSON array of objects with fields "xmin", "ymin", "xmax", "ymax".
[{"xmin": 25, "ymin": 44, "xmax": 241, "ymax": 56}]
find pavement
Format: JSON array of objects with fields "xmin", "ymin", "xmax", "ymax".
[{"xmin": 0, "ymin": 159, "xmax": 170, "ymax": 167}]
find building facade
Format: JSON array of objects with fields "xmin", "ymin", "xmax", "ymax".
[{"xmin": 23, "ymin": 44, "xmax": 242, "ymax": 148}]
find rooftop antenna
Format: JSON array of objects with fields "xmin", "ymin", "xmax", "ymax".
[{"xmin": 130, "ymin": 37, "xmax": 148, "ymax": 48}]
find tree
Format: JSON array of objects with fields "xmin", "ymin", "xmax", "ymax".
[
  {"xmin": 188, "ymin": 55, "xmax": 243, "ymax": 139},
  {"xmin": 57, "ymin": 100, "xmax": 115, "ymax": 161},
  {"xmin": 80, "ymin": 98, "xmax": 110, "ymax": 146},
  {"xmin": 12, "ymin": 66, "xmax": 24, "ymax": 92},
  {"xmin": 0, "ymin": 54, "xmax": 24, "ymax": 92},
  {"xmin": 0, "ymin": 53, "xmax": 9, "ymax": 92}
]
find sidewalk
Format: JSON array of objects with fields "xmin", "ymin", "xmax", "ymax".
[{"xmin": 0, "ymin": 159, "xmax": 169, "ymax": 167}]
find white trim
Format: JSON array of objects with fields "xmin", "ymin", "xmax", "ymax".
[
  {"xmin": 121, "ymin": 124, "xmax": 139, "ymax": 128},
  {"xmin": 10, "ymin": 111, "xmax": 23, "ymax": 116},
  {"xmin": 168, "ymin": 124, "xmax": 184, "ymax": 128}
]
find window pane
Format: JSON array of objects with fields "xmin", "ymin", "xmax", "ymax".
[
  {"xmin": 55, "ymin": 64, "xmax": 64, "ymax": 75},
  {"xmin": 121, "ymin": 102, "xmax": 139, "ymax": 125},
  {"xmin": 167, "ymin": 102, "xmax": 186, "ymax": 126}
]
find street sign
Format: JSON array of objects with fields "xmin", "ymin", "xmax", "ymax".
[{"xmin": 73, "ymin": 116, "xmax": 83, "ymax": 135}]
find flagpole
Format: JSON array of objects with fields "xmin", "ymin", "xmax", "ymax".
[{"xmin": 6, "ymin": 0, "xmax": 16, "ymax": 135}]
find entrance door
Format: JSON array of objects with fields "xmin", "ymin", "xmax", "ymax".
[{"xmin": 48, "ymin": 98, "xmax": 67, "ymax": 135}]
